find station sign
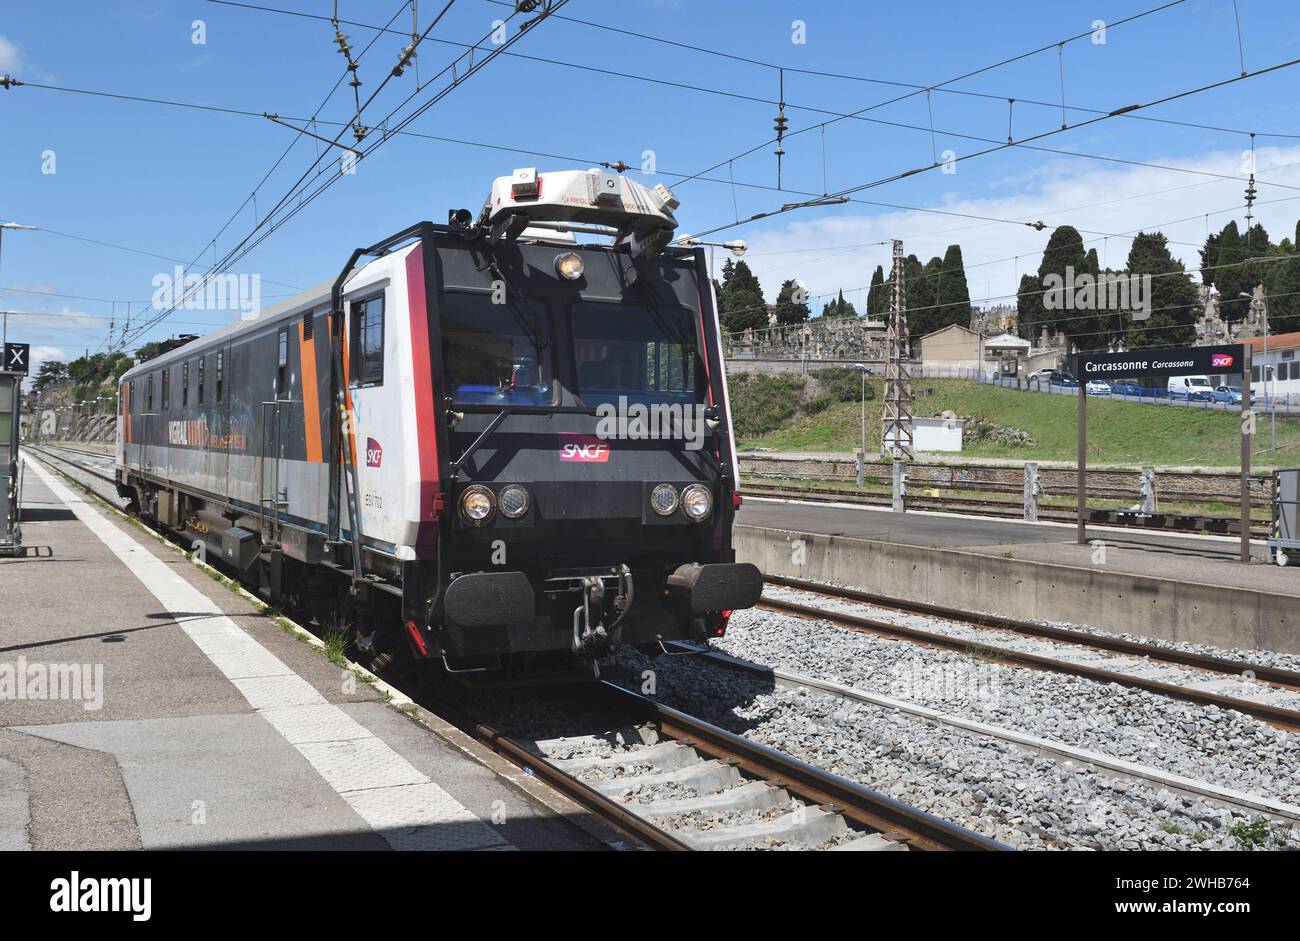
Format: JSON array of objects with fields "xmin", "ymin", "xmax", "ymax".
[
  {"xmin": 1074, "ymin": 343, "xmax": 1244, "ymax": 380},
  {"xmin": 2, "ymin": 342, "xmax": 29, "ymax": 375}
]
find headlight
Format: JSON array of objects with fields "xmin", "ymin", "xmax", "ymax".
[
  {"xmin": 680, "ymin": 484, "xmax": 712, "ymax": 522},
  {"xmin": 650, "ymin": 483, "xmax": 679, "ymax": 516},
  {"xmin": 459, "ymin": 485, "xmax": 496, "ymax": 525},
  {"xmin": 555, "ymin": 252, "xmax": 584, "ymax": 280},
  {"xmin": 499, "ymin": 484, "xmax": 530, "ymax": 519}
]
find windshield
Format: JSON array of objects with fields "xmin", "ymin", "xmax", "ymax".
[
  {"xmin": 1188, "ymin": 377, "xmax": 1211, "ymax": 388},
  {"xmin": 570, "ymin": 302, "xmax": 706, "ymax": 408},
  {"xmin": 440, "ymin": 292, "xmax": 554, "ymax": 405}
]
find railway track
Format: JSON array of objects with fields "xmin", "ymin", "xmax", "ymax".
[
  {"xmin": 22, "ymin": 446, "xmax": 1004, "ymax": 851},
  {"xmin": 758, "ymin": 574, "xmax": 1300, "ymax": 732},
  {"xmin": 25, "ymin": 444, "xmax": 119, "ymax": 487},
  {"xmin": 435, "ymin": 680, "xmax": 1006, "ymax": 851}
]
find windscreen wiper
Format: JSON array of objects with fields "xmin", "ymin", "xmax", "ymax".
[{"xmin": 450, "ymin": 408, "xmax": 511, "ymax": 479}]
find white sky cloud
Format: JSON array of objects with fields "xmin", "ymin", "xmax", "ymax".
[
  {"xmin": 0, "ymin": 35, "xmax": 23, "ymax": 72},
  {"xmin": 738, "ymin": 144, "xmax": 1300, "ymax": 313}
]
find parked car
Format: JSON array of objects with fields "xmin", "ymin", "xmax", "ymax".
[
  {"xmin": 1211, "ymin": 385, "xmax": 1243, "ymax": 404},
  {"xmin": 1085, "ymin": 379, "xmax": 1112, "ymax": 396},
  {"xmin": 1024, "ymin": 368, "xmax": 1077, "ymax": 389},
  {"xmin": 1109, "ymin": 379, "xmax": 1144, "ymax": 397},
  {"xmin": 1167, "ymin": 375, "xmax": 1214, "ymax": 401}
]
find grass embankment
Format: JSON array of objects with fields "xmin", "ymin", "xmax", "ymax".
[{"xmin": 733, "ymin": 377, "xmax": 1300, "ymax": 467}]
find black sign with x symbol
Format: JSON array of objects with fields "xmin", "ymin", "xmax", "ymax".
[{"xmin": 3, "ymin": 342, "xmax": 29, "ymax": 375}]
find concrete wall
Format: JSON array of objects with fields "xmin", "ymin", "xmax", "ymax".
[
  {"xmin": 916, "ymin": 324, "xmax": 979, "ymax": 363},
  {"xmin": 736, "ymin": 524, "xmax": 1299, "ymax": 655},
  {"xmin": 725, "ymin": 357, "xmax": 886, "ymax": 376}
]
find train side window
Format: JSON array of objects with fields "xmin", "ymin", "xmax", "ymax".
[
  {"xmin": 161, "ymin": 367, "xmax": 170, "ymax": 410},
  {"xmin": 182, "ymin": 361, "xmax": 190, "ymax": 408},
  {"xmin": 351, "ymin": 295, "xmax": 384, "ymax": 387},
  {"xmin": 146, "ymin": 375, "xmax": 154, "ymax": 412},
  {"xmin": 277, "ymin": 328, "xmax": 289, "ymax": 398},
  {"xmin": 216, "ymin": 351, "xmax": 224, "ymax": 402},
  {"xmin": 197, "ymin": 356, "xmax": 205, "ymax": 405}
]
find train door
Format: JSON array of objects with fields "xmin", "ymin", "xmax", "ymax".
[
  {"xmin": 142, "ymin": 371, "xmax": 156, "ymax": 478},
  {"xmin": 211, "ymin": 346, "xmax": 229, "ymax": 506},
  {"xmin": 259, "ymin": 402, "xmax": 286, "ymax": 539},
  {"xmin": 259, "ymin": 327, "xmax": 291, "ymax": 539}
]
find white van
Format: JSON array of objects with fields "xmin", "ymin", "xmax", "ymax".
[{"xmin": 1167, "ymin": 375, "xmax": 1213, "ymax": 401}]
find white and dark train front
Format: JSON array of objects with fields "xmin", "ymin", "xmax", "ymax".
[
  {"xmin": 436, "ymin": 475, "xmax": 762, "ymax": 664},
  {"xmin": 421, "ymin": 167, "xmax": 761, "ymax": 667}
]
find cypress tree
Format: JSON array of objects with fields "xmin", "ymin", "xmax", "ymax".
[{"xmin": 935, "ymin": 243, "xmax": 973, "ymax": 331}]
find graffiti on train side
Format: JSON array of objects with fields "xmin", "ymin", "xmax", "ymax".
[{"xmin": 167, "ymin": 419, "xmax": 248, "ymax": 451}]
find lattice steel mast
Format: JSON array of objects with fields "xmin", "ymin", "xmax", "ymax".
[{"xmin": 881, "ymin": 239, "xmax": 913, "ymax": 459}]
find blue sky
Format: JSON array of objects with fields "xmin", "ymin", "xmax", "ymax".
[{"xmin": 3, "ymin": 0, "xmax": 1299, "ymax": 377}]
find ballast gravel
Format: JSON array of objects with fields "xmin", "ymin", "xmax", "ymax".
[
  {"xmin": 602, "ymin": 647, "xmax": 1300, "ymax": 851},
  {"xmin": 738, "ymin": 590, "xmax": 1300, "ymax": 809}
]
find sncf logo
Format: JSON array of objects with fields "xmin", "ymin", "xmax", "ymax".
[
  {"xmin": 366, "ymin": 437, "xmax": 383, "ymax": 467},
  {"xmin": 1211, "ymin": 353, "xmax": 1235, "ymax": 368},
  {"xmin": 559, "ymin": 434, "xmax": 610, "ymax": 463}
]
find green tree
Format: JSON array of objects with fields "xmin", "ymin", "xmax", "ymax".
[
  {"xmin": 32, "ymin": 360, "xmax": 68, "ymax": 395},
  {"xmin": 1246, "ymin": 222, "xmax": 1271, "ymax": 255},
  {"xmin": 1199, "ymin": 231, "xmax": 1220, "ymax": 286},
  {"xmin": 1213, "ymin": 221, "xmax": 1255, "ymax": 323},
  {"xmin": 1265, "ymin": 252, "xmax": 1300, "ymax": 334},
  {"xmin": 821, "ymin": 289, "xmax": 858, "ymax": 319},
  {"xmin": 774, "ymin": 279, "xmax": 811, "ymax": 325},
  {"xmin": 719, "ymin": 258, "xmax": 767, "ymax": 333},
  {"xmin": 1017, "ymin": 272, "xmax": 1045, "ymax": 341},
  {"xmin": 934, "ymin": 243, "xmax": 973, "ymax": 332},
  {"xmin": 866, "ymin": 265, "xmax": 887, "ymax": 317},
  {"xmin": 1036, "ymin": 226, "xmax": 1097, "ymax": 346},
  {"xmin": 134, "ymin": 341, "xmax": 165, "ymax": 363},
  {"xmin": 1123, "ymin": 231, "xmax": 1200, "ymax": 348},
  {"xmin": 905, "ymin": 255, "xmax": 942, "ymax": 339}
]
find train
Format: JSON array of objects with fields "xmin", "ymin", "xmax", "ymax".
[{"xmin": 115, "ymin": 167, "xmax": 762, "ymax": 677}]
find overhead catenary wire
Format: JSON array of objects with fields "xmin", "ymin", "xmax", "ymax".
[
  {"xmin": 678, "ymin": 54, "xmax": 1300, "ymax": 247},
  {"xmin": 124, "ymin": 1, "xmax": 568, "ymax": 344},
  {"xmin": 202, "ymin": 0, "xmax": 1300, "ymax": 148},
  {"xmin": 475, "ymin": 0, "xmax": 1292, "ymax": 142},
  {"xmin": 122, "ymin": 0, "xmax": 470, "ymax": 343}
]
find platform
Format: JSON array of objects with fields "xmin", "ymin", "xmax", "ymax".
[
  {"xmin": 0, "ymin": 457, "xmax": 605, "ymax": 851},
  {"xmin": 738, "ymin": 498, "xmax": 1300, "ymax": 655},
  {"xmin": 739, "ymin": 497, "xmax": 1300, "ymax": 593}
]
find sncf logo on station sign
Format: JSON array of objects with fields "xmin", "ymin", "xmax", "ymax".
[
  {"xmin": 559, "ymin": 434, "xmax": 610, "ymax": 463},
  {"xmin": 366, "ymin": 437, "xmax": 383, "ymax": 467},
  {"xmin": 1211, "ymin": 353, "xmax": 1235, "ymax": 369}
]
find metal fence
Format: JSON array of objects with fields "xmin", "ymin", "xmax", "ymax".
[{"xmin": 908, "ymin": 363, "xmax": 1300, "ymax": 415}]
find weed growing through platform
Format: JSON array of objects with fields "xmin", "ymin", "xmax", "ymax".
[{"xmin": 323, "ymin": 624, "xmax": 350, "ymax": 667}]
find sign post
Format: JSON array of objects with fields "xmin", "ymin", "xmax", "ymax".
[
  {"xmin": 1077, "ymin": 382, "xmax": 1086, "ymax": 544},
  {"xmin": 1241, "ymin": 346, "xmax": 1252, "ymax": 563},
  {"xmin": 1073, "ymin": 343, "xmax": 1248, "ymax": 559}
]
